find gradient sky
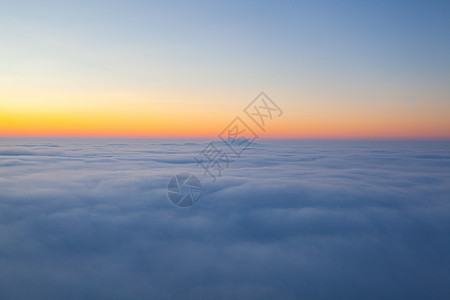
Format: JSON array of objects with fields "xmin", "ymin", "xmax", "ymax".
[{"xmin": 1, "ymin": 0, "xmax": 450, "ymax": 138}]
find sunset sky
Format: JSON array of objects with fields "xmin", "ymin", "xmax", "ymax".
[
  {"xmin": 2, "ymin": 2, "xmax": 450, "ymax": 298},
  {"xmin": 1, "ymin": 0, "xmax": 450, "ymax": 138}
]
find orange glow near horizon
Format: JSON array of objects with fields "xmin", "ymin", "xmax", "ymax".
[
  {"xmin": 2, "ymin": 88, "xmax": 450, "ymax": 139},
  {"xmin": 2, "ymin": 107, "xmax": 450, "ymax": 139}
]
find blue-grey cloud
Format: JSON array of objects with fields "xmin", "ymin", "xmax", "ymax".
[{"xmin": 0, "ymin": 138, "xmax": 449, "ymax": 299}]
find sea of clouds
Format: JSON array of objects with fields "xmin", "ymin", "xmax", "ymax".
[{"xmin": 0, "ymin": 138, "xmax": 449, "ymax": 299}]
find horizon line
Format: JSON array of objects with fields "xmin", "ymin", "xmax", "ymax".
[{"xmin": 1, "ymin": 134, "xmax": 449, "ymax": 141}]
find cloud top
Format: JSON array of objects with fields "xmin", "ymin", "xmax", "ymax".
[{"xmin": 0, "ymin": 138, "xmax": 449, "ymax": 299}]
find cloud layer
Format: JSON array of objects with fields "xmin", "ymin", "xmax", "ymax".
[{"xmin": 1, "ymin": 138, "xmax": 449, "ymax": 299}]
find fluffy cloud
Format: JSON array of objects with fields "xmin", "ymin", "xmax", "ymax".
[{"xmin": 0, "ymin": 138, "xmax": 449, "ymax": 299}]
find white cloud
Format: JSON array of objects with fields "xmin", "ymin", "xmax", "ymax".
[{"xmin": 0, "ymin": 138, "xmax": 449, "ymax": 299}]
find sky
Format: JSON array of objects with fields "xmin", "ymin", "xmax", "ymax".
[{"xmin": 1, "ymin": 0, "xmax": 450, "ymax": 138}]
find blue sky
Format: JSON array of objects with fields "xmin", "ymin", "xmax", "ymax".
[{"xmin": 1, "ymin": 0, "xmax": 450, "ymax": 137}]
